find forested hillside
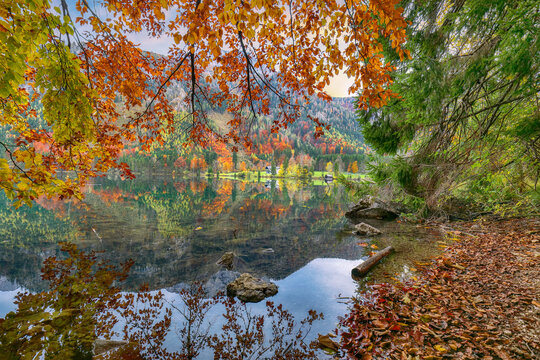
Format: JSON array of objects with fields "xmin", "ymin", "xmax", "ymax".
[{"xmin": 116, "ymin": 90, "xmax": 368, "ymax": 174}]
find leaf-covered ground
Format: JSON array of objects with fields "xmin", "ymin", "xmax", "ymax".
[{"xmin": 339, "ymin": 217, "xmax": 540, "ymax": 359}]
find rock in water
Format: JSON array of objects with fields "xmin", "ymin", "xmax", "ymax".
[
  {"xmin": 354, "ymin": 222, "xmax": 382, "ymax": 236},
  {"xmin": 217, "ymin": 251, "xmax": 235, "ymax": 270},
  {"xmin": 226, "ymin": 273, "xmax": 278, "ymax": 303},
  {"xmin": 346, "ymin": 196, "xmax": 399, "ymax": 220}
]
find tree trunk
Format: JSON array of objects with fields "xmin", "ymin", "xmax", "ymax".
[{"xmin": 352, "ymin": 246, "xmax": 394, "ymax": 278}]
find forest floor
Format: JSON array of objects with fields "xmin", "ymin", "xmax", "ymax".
[{"xmin": 339, "ymin": 217, "xmax": 540, "ymax": 359}]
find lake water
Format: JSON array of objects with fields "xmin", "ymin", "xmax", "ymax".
[{"xmin": 0, "ymin": 175, "xmax": 442, "ymax": 355}]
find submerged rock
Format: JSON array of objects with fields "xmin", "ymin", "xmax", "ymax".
[
  {"xmin": 354, "ymin": 222, "xmax": 382, "ymax": 236},
  {"xmin": 256, "ymin": 247, "xmax": 275, "ymax": 254},
  {"xmin": 226, "ymin": 273, "xmax": 278, "ymax": 303},
  {"xmin": 216, "ymin": 251, "xmax": 235, "ymax": 270},
  {"xmin": 346, "ymin": 196, "xmax": 399, "ymax": 220}
]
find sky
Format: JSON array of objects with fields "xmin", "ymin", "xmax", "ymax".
[{"xmin": 58, "ymin": 0, "xmax": 355, "ymax": 97}]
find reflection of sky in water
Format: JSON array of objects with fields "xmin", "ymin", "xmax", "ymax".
[
  {"xmin": 0, "ymin": 257, "xmax": 362, "ymax": 356},
  {"xmin": 0, "ymin": 289, "xmax": 20, "ymax": 316},
  {"xmin": 266, "ymin": 257, "xmax": 361, "ymax": 321},
  {"xmin": 162, "ymin": 257, "xmax": 363, "ymax": 356}
]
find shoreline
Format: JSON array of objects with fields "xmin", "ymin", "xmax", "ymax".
[{"xmin": 339, "ymin": 216, "xmax": 540, "ymax": 359}]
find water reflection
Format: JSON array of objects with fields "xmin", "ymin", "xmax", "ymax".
[
  {"xmin": 0, "ymin": 177, "xmax": 358, "ymax": 291},
  {"xmin": 0, "ymin": 176, "xmax": 444, "ymax": 357},
  {"xmin": 0, "ymin": 176, "xmax": 443, "ymax": 294}
]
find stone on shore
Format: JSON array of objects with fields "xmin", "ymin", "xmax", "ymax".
[{"xmin": 346, "ymin": 196, "xmax": 400, "ymax": 220}]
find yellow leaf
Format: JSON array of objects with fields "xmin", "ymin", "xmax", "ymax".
[
  {"xmin": 402, "ymin": 294, "xmax": 411, "ymax": 304},
  {"xmin": 17, "ymin": 181, "xmax": 29, "ymax": 191},
  {"xmin": 434, "ymin": 345, "xmax": 447, "ymax": 353}
]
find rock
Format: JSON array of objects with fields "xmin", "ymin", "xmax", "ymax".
[
  {"xmin": 256, "ymin": 247, "xmax": 275, "ymax": 254},
  {"xmin": 346, "ymin": 196, "xmax": 399, "ymax": 220},
  {"xmin": 354, "ymin": 222, "xmax": 382, "ymax": 236},
  {"xmin": 217, "ymin": 251, "xmax": 235, "ymax": 270},
  {"xmin": 355, "ymin": 195, "xmax": 375, "ymax": 209},
  {"xmin": 226, "ymin": 273, "xmax": 278, "ymax": 303},
  {"xmin": 354, "ymin": 207, "xmax": 398, "ymax": 220}
]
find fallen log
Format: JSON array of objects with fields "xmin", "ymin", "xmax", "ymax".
[{"xmin": 352, "ymin": 246, "xmax": 394, "ymax": 278}]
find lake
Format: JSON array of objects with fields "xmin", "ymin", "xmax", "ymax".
[{"xmin": 0, "ymin": 175, "xmax": 443, "ymax": 356}]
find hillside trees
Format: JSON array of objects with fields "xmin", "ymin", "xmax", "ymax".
[
  {"xmin": 357, "ymin": 0, "xmax": 539, "ymax": 209},
  {"xmin": 1, "ymin": 0, "xmax": 409, "ymax": 205}
]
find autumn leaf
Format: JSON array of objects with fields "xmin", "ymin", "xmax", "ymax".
[
  {"xmin": 434, "ymin": 345, "xmax": 447, "ymax": 353},
  {"xmin": 0, "ymin": 0, "xmax": 408, "ymax": 203}
]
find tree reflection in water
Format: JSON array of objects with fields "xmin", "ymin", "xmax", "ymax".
[{"xmin": 0, "ymin": 243, "xmax": 323, "ymax": 359}]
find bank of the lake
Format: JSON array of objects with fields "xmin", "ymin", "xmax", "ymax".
[{"xmin": 339, "ymin": 217, "xmax": 540, "ymax": 359}]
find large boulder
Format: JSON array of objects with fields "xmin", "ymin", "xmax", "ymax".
[
  {"xmin": 354, "ymin": 222, "xmax": 382, "ymax": 236},
  {"xmin": 346, "ymin": 196, "xmax": 400, "ymax": 220},
  {"xmin": 226, "ymin": 273, "xmax": 278, "ymax": 303}
]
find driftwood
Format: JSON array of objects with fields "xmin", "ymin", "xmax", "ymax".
[{"xmin": 352, "ymin": 246, "xmax": 394, "ymax": 278}]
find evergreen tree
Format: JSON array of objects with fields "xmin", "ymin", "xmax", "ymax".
[
  {"xmin": 357, "ymin": 0, "xmax": 539, "ymax": 207},
  {"xmin": 232, "ymin": 151, "xmax": 238, "ymax": 171}
]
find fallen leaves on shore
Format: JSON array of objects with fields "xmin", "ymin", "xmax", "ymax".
[{"xmin": 339, "ymin": 218, "xmax": 540, "ymax": 359}]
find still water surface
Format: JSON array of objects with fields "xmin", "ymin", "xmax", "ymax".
[{"xmin": 0, "ymin": 176, "xmax": 442, "ymax": 352}]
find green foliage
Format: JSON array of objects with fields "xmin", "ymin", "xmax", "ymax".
[
  {"xmin": 296, "ymin": 166, "xmax": 312, "ymax": 180},
  {"xmin": 357, "ymin": 0, "xmax": 540, "ymax": 211},
  {"xmin": 232, "ymin": 151, "xmax": 238, "ymax": 170},
  {"xmin": 0, "ymin": 0, "xmax": 108, "ymax": 204},
  {"xmin": 395, "ymin": 194, "xmax": 427, "ymax": 222},
  {"xmin": 335, "ymin": 174, "xmax": 374, "ymax": 199},
  {"xmin": 366, "ymin": 155, "xmax": 419, "ymax": 194},
  {"xmin": 457, "ymin": 171, "xmax": 540, "ymax": 216}
]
